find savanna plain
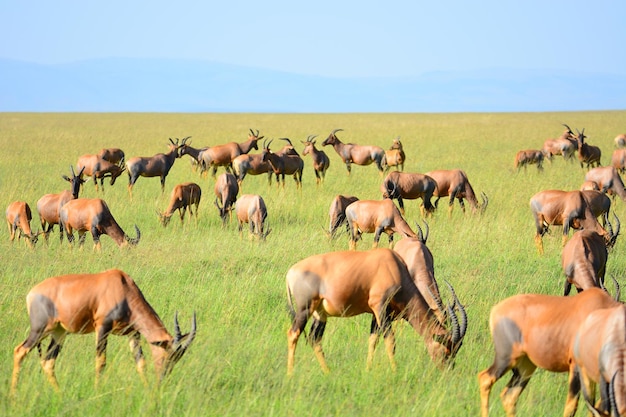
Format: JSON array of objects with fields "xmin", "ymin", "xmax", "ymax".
[{"xmin": 1, "ymin": 111, "xmax": 626, "ymax": 416}]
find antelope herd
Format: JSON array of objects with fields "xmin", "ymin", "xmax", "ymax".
[{"xmin": 6, "ymin": 122, "xmax": 626, "ymax": 416}]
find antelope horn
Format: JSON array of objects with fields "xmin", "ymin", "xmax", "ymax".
[
  {"xmin": 125, "ymin": 225, "xmax": 141, "ymax": 246},
  {"xmin": 610, "ymin": 275, "xmax": 621, "ymax": 301},
  {"xmin": 447, "ymin": 301, "xmax": 461, "ymax": 347},
  {"xmin": 279, "ymin": 137, "xmax": 294, "ymax": 146},
  {"xmin": 610, "ymin": 372, "xmax": 620, "ymax": 417},
  {"xmin": 307, "ymin": 134, "xmax": 318, "ymax": 142},
  {"xmin": 174, "ymin": 311, "xmax": 182, "ymax": 342},
  {"xmin": 330, "ymin": 128, "xmax": 343, "ymax": 136},
  {"xmin": 426, "ymin": 285, "xmax": 446, "ymax": 323},
  {"xmin": 562, "ymin": 123, "xmax": 573, "ymax": 133},
  {"xmin": 415, "ymin": 222, "xmax": 423, "ymax": 242},
  {"xmin": 70, "ymin": 165, "xmax": 76, "ymax": 177},
  {"xmin": 445, "ymin": 280, "xmax": 467, "ymax": 341},
  {"xmin": 184, "ymin": 312, "xmax": 197, "ymax": 349},
  {"xmin": 480, "ymin": 192, "xmax": 489, "ymax": 214}
]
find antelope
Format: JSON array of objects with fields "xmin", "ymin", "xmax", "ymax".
[
  {"xmin": 425, "ymin": 169, "xmax": 488, "ymax": 215},
  {"xmin": 384, "ymin": 136, "xmax": 405, "ymax": 172},
  {"xmin": 76, "ymin": 154, "xmax": 126, "ymax": 192},
  {"xmin": 572, "ymin": 304, "xmax": 626, "ymax": 416},
  {"xmin": 345, "ymin": 198, "xmax": 417, "ymax": 250},
  {"xmin": 235, "ymin": 194, "xmax": 271, "ymax": 240},
  {"xmin": 611, "ymin": 148, "xmax": 626, "ymax": 174},
  {"xmin": 530, "ymin": 189, "xmax": 610, "ymax": 254},
  {"xmin": 327, "ymin": 194, "xmax": 359, "ymax": 238},
  {"xmin": 575, "ymin": 128, "xmax": 602, "ymax": 169},
  {"xmin": 581, "ymin": 180, "xmax": 601, "ymax": 191},
  {"xmin": 542, "ymin": 124, "xmax": 577, "ymax": 162},
  {"xmin": 6, "ymin": 201, "xmax": 40, "ymax": 248},
  {"xmin": 36, "ymin": 166, "xmax": 86, "ymax": 243},
  {"xmin": 59, "ymin": 198, "xmax": 141, "ymax": 250},
  {"xmin": 286, "ymin": 248, "xmax": 467, "ymax": 375},
  {"xmin": 583, "ymin": 189, "xmax": 612, "ymax": 226},
  {"xmin": 380, "ymin": 171, "xmax": 437, "ymax": 216},
  {"xmin": 157, "ymin": 182, "xmax": 202, "ymax": 227},
  {"xmin": 478, "ymin": 288, "xmax": 620, "ymax": 417},
  {"xmin": 261, "ymin": 139, "xmax": 304, "ymax": 189},
  {"xmin": 585, "ymin": 166, "xmax": 626, "ymax": 201},
  {"xmin": 11, "ymin": 269, "xmax": 196, "ymax": 394},
  {"xmin": 125, "ymin": 137, "xmax": 187, "ymax": 199},
  {"xmin": 231, "ymin": 153, "xmax": 272, "ymax": 186},
  {"xmin": 214, "ymin": 172, "xmax": 239, "ymax": 225},
  {"xmin": 301, "ymin": 135, "xmax": 330, "ymax": 185},
  {"xmin": 177, "ymin": 138, "xmax": 210, "ymax": 172},
  {"xmin": 199, "ymin": 129, "xmax": 263, "ymax": 178},
  {"xmin": 97, "ymin": 147, "xmax": 125, "ymax": 165},
  {"xmin": 321, "ymin": 128, "xmax": 386, "ymax": 175},
  {"xmin": 615, "ymin": 133, "xmax": 626, "ymax": 148},
  {"xmin": 514, "ymin": 149, "xmax": 545, "ymax": 172}
]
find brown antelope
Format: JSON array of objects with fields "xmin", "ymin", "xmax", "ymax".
[
  {"xmin": 478, "ymin": 288, "xmax": 620, "ymax": 417},
  {"xmin": 514, "ymin": 149, "xmax": 545, "ymax": 172},
  {"xmin": 542, "ymin": 124, "xmax": 577, "ymax": 162},
  {"xmin": 585, "ymin": 166, "xmax": 626, "ymax": 201},
  {"xmin": 581, "ymin": 180, "xmax": 601, "ymax": 191},
  {"xmin": 261, "ymin": 139, "xmax": 304, "ymax": 189},
  {"xmin": 125, "ymin": 137, "xmax": 187, "ymax": 199},
  {"xmin": 6, "ymin": 201, "xmax": 40, "ymax": 248},
  {"xmin": 611, "ymin": 148, "xmax": 626, "ymax": 174},
  {"xmin": 36, "ymin": 166, "xmax": 86, "ymax": 243},
  {"xmin": 76, "ymin": 154, "xmax": 126, "ymax": 192},
  {"xmin": 530, "ymin": 189, "xmax": 610, "ymax": 254},
  {"xmin": 59, "ymin": 198, "xmax": 141, "ymax": 250},
  {"xmin": 321, "ymin": 128, "xmax": 386, "ymax": 175},
  {"xmin": 615, "ymin": 133, "xmax": 626, "ymax": 148},
  {"xmin": 381, "ymin": 171, "xmax": 437, "ymax": 216},
  {"xmin": 235, "ymin": 194, "xmax": 270, "ymax": 240},
  {"xmin": 286, "ymin": 248, "xmax": 467, "ymax": 375},
  {"xmin": 231, "ymin": 153, "xmax": 272, "ymax": 186},
  {"xmin": 97, "ymin": 147, "xmax": 125, "ymax": 165},
  {"xmin": 177, "ymin": 138, "xmax": 209, "ymax": 172},
  {"xmin": 214, "ymin": 172, "xmax": 239, "ymax": 225},
  {"xmin": 11, "ymin": 269, "xmax": 196, "ymax": 394},
  {"xmin": 157, "ymin": 182, "xmax": 202, "ymax": 227},
  {"xmin": 572, "ymin": 304, "xmax": 626, "ymax": 416},
  {"xmin": 583, "ymin": 189, "xmax": 612, "ymax": 226},
  {"xmin": 345, "ymin": 198, "xmax": 416, "ymax": 250},
  {"xmin": 425, "ymin": 169, "xmax": 488, "ymax": 215},
  {"xmin": 327, "ymin": 194, "xmax": 359, "ymax": 238},
  {"xmin": 199, "ymin": 129, "xmax": 263, "ymax": 178},
  {"xmin": 384, "ymin": 136, "xmax": 405, "ymax": 172},
  {"xmin": 575, "ymin": 128, "xmax": 602, "ymax": 169},
  {"xmin": 301, "ymin": 135, "xmax": 330, "ymax": 185}
]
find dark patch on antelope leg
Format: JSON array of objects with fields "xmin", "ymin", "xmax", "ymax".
[
  {"xmin": 488, "ymin": 318, "xmax": 522, "ymax": 380},
  {"xmin": 24, "ymin": 294, "xmax": 57, "ymax": 349},
  {"xmin": 307, "ymin": 318, "xmax": 326, "ymax": 346}
]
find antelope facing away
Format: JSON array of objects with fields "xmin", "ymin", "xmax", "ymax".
[
  {"xmin": 426, "ymin": 169, "xmax": 488, "ymax": 215},
  {"xmin": 542, "ymin": 124, "xmax": 577, "ymax": 162},
  {"xmin": 301, "ymin": 135, "xmax": 330, "ymax": 185},
  {"xmin": 327, "ymin": 194, "xmax": 359, "ymax": 239},
  {"xmin": 157, "ymin": 182, "xmax": 202, "ymax": 227},
  {"xmin": 199, "ymin": 129, "xmax": 263, "ymax": 178},
  {"xmin": 286, "ymin": 248, "xmax": 467, "ymax": 375},
  {"xmin": 97, "ymin": 147, "xmax": 125, "ymax": 165},
  {"xmin": 384, "ymin": 136, "xmax": 405, "ymax": 172},
  {"xmin": 59, "ymin": 198, "xmax": 141, "ymax": 250},
  {"xmin": 478, "ymin": 288, "xmax": 620, "ymax": 417},
  {"xmin": 214, "ymin": 172, "xmax": 239, "ymax": 225},
  {"xmin": 11, "ymin": 269, "xmax": 196, "ymax": 394},
  {"xmin": 6, "ymin": 201, "xmax": 40, "ymax": 248},
  {"xmin": 514, "ymin": 149, "xmax": 545, "ymax": 172},
  {"xmin": 321, "ymin": 128, "xmax": 386, "ymax": 175},
  {"xmin": 380, "ymin": 171, "xmax": 437, "ymax": 216},
  {"xmin": 585, "ymin": 166, "xmax": 626, "ymax": 201},
  {"xmin": 611, "ymin": 148, "xmax": 626, "ymax": 174},
  {"xmin": 231, "ymin": 153, "xmax": 271, "ymax": 186},
  {"xmin": 76, "ymin": 154, "xmax": 126, "ymax": 192},
  {"xmin": 235, "ymin": 194, "xmax": 271, "ymax": 240}
]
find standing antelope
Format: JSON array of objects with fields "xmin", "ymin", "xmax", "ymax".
[
  {"xmin": 301, "ymin": 135, "xmax": 330, "ymax": 185},
  {"xmin": 425, "ymin": 169, "xmax": 488, "ymax": 215},
  {"xmin": 11, "ymin": 269, "xmax": 196, "ymax": 394},
  {"xmin": 214, "ymin": 172, "xmax": 239, "ymax": 225},
  {"xmin": 384, "ymin": 136, "xmax": 405, "ymax": 172},
  {"xmin": 6, "ymin": 201, "xmax": 40, "ymax": 248},
  {"xmin": 157, "ymin": 182, "xmax": 202, "ymax": 227},
  {"xmin": 76, "ymin": 154, "xmax": 126, "ymax": 192},
  {"xmin": 585, "ymin": 166, "xmax": 626, "ymax": 201},
  {"xmin": 542, "ymin": 124, "xmax": 577, "ymax": 162},
  {"xmin": 575, "ymin": 128, "xmax": 602, "ymax": 169},
  {"xmin": 321, "ymin": 128, "xmax": 386, "ymax": 175},
  {"xmin": 478, "ymin": 288, "xmax": 620, "ymax": 417},
  {"xmin": 611, "ymin": 148, "xmax": 626, "ymax": 174},
  {"xmin": 125, "ymin": 137, "xmax": 187, "ymax": 199},
  {"xmin": 380, "ymin": 171, "xmax": 437, "ymax": 216},
  {"xmin": 261, "ymin": 139, "xmax": 304, "ymax": 189},
  {"xmin": 582, "ymin": 189, "xmax": 612, "ymax": 226},
  {"xmin": 97, "ymin": 147, "xmax": 125, "ymax": 165},
  {"xmin": 199, "ymin": 129, "xmax": 263, "ymax": 178},
  {"xmin": 514, "ymin": 149, "xmax": 545, "ymax": 172},
  {"xmin": 614, "ymin": 133, "xmax": 626, "ymax": 148},
  {"xmin": 59, "ymin": 198, "xmax": 141, "ymax": 250},
  {"xmin": 235, "ymin": 194, "xmax": 271, "ymax": 240},
  {"xmin": 231, "ymin": 153, "xmax": 272, "ymax": 186},
  {"xmin": 327, "ymin": 194, "xmax": 359, "ymax": 238},
  {"xmin": 36, "ymin": 166, "xmax": 86, "ymax": 243},
  {"xmin": 345, "ymin": 198, "xmax": 417, "ymax": 250},
  {"xmin": 286, "ymin": 248, "xmax": 466, "ymax": 375},
  {"xmin": 177, "ymin": 138, "xmax": 210, "ymax": 172}
]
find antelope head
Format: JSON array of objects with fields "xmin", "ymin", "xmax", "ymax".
[{"xmin": 160, "ymin": 312, "xmax": 197, "ymax": 379}]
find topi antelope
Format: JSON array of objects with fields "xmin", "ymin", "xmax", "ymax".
[
  {"xmin": 327, "ymin": 194, "xmax": 359, "ymax": 239},
  {"xmin": 478, "ymin": 288, "xmax": 620, "ymax": 417},
  {"xmin": 11, "ymin": 269, "xmax": 196, "ymax": 394},
  {"xmin": 514, "ymin": 149, "xmax": 545, "ymax": 172},
  {"xmin": 575, "ymin": 128, "xmax": 602, "ymax": 170},
  {"xmin": 542, "ymin": 124, "xmax": 577, "ymax": 162},
  {"xmin": 214, "ymin": 172, "xmax": 239, "ymax": 225},
  {"xmin": 583, "ymin": 189, "xmax": 612, "ymax": 226},
  {"xmin": 286, "ymin": 248, "xmax": 467, "ymax": 375},
  {"xmin": 585, "ymin": 166, "xmax": 626, "ymax": 201},
  {"xmin": 235, "ymin": 194, "xmax": 271, "ymax": 240},
  {"xmin": 199, "ymin": 129, "xmax": 263, "ymax": 178},
  {"xmin": 426, "ymin": 169, "xmax": 488, "ymax": 215},
  {"xmin": 6, "ymin": 201, "xmax": 40, "ymax": 248},
  {"xmin": 157, "ymin": 182, "xmax": 202, "ymax": 227},
  {"xmin": 59, "ymin": 198, "xmax": 140, "ymax": 250},
  {"xmin": 345, "ymin": 198, "xmax": 417, "ymax": 250},
  {"xmin": 301, "ymin": 135, "xmax": 330, "ymax": 185},
  {"xmin": 611, "ymin": 148, "xmax": 626, "ymax": 174},
  {"xmin": 76, "ymin": 154, "xmax": 126, "ymax": 192},
  {"xmin": 231, "ymin": 153, "xmax": 272, "ymax": 186},
  {"xmin": 97, "ymin": 147, "xmax": 125, "ymax": 165},
  {"xmin": 321, "ymin": 128, "xmax": 386, "ymax": 175},
  {"xmin": 262, "ymin": 139, "xmax": 304, "ymax": 189},
  {"xmin": 384, "ymin": 136, "xmax": 405, "ymax": 172},
  {"xmin": 381, "ymin": 171, "xmax": 437, "ymax": 216},
  {"xmin": 176, "ymin": 138, "xmax": 209, "ymax": 172}
]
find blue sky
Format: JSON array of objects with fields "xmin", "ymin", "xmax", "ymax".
[{"xmin": 2, "ymin": 1, "xmax": 625, "ymax": 78}]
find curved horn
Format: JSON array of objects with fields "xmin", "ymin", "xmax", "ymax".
[
  {"xmin": 426, "ymin": 285, "xmax": 446, "ymax": 323},
  {"xmin": 610, "ymin": 372, "xmax": 619, "ymax": 417},
  {"xmin": 480, "ymin": 192, "xmax": 489, "ymax": 214},
  {"xmin": 562, "ymin": 123, "xmax": 573, "ymax": 133},
  {"xmin": 445, "ymin": 280, "xmax": 467, "ymax": 341},
  {"xmin": 610, "ymin": 275, "xmax": 621, "ymax": 301},
  {"xmin": 174, "ymin": 311, "xmax": 182, "ymax": 342},
  {"xmin": 279, "ymin": 137, "xmax": 294, "ymax": 146},
  {"xmin": 330, "ymin": 128, "xmax": 343, "ymax": 136},
  {"xmin": 125, "ymin": 225, "xmax": 141, "ymax": 246},
  {"xmin": 415, "ymin": 222, "xmax": 423, "ymax": 242}
]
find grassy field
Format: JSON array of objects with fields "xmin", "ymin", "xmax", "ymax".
[{"xmin": 1, "ymin": 111, "xmax": 625, "ymax": 416}]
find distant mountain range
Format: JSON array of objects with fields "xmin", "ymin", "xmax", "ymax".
[{"xmin": 1, "ymin": 58, "xmax": 624, "ymax": 112}]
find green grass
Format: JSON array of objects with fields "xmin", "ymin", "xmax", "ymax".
[{"xmin": 1, "ymin": 111, "xmax": 626, "ymax": 416}]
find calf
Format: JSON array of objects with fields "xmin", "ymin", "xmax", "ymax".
[
  {"xmin": 76, "ymin": 154, "xmax": 126, "ymax": 192},
  {"xmin": 327, "ymin": 194, "xmax": 359, "ymax": 238},
  {"xmin": 157, "ymin": 182, "xmax": 202, "ymax": 227}
]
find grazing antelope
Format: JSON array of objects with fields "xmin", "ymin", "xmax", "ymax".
[
  {"xmin": 425, "ymin": 169, "xmax": 488, "ymax": 215},
  {"xmin": 572, "ymin": 304, "xmax": 626, "ymax": 416},
  {"xmin": 615, "ymin": 133, "xmax": 626, "ymax": 148},
  {"xmin": 199, "ymin": 129, "xmax": 263, "ymax": 178},
  {"xmin": 286, "ymin": 248, "xmax": 467, "ymax": 375},
  {"xmin": 36, "ymin": 166, "xmax": 86, "ymax": 243},
  {"xmin": 585, "ymin": 166, "xmax": 626, "ymax": 201},
  {"xmin": 11, "ymin": 269, "xmax": 196, "ymax": 394},
  {"xmin": 214, "ymin": 172, "xmax": 239, "ymax": 225},
  {"xmin": 321, "ymin": 128, "xmax": 386, "ymax": 175},
  {"xmin": 514, "ymin": 149, "xmax": 545, "ymax": 172},
  {"xmin": 125, "ymin": 137, "xmax": 187, "ymax": 199},
  {"xmin": 231, "ymin": 152, "xmax": 272, "ymax": 186},
  {"xmin": 611, "ymin": 148, "xmax": 626, "ymax": 174},
  {"xmin": 583, "ymin": 189, "xmax": 612, "ymax": 226},
  {"xmin": 261, "ymin": 139, "xmax": 304, "ymax": 189},
  {"xmin": 301, "ymin": 135, "xmax": 330, "ymax": 185},
  {"xmin": 384, "ymin": 136, "xmax": 405, "ymax": 172},
  {"xmin": 542, "ymin": 124, "xmax": 577, "ymax": 162},
  {"xmin": 327, "ymin": 194, "xmax": 359, "ymax": 238},
  {"xmin": 575, "ymin": 128, "xmax": 602, "ymax": 169},
  {"xmin": 6, "ymin": 201, "xmax": 40, "ymax": 248},
  {"xmin": 157, "ymin": 182, "xmax": 202, "ymax": 227},
  {"xmin": 381, "ymin": 171, "xmax": 437, "ymax": 216},
  {"xmin": 235, "ymin": 194, "xmax": 270, "ymax": 240},
  {"xmin": 59, "ymin": 198, "xmax": 141, "ymax": 250},
  {"xmin": 97, "ymin": 147, "xmax": 125, "ymax": 165},
  {"xmin": 345, "ymin": 198, "xmax": 416, "ymax": 250},
  {"xmin": 76, "ymin": 154, "xmax": 126, "ymax": 192},
  {"xmin": 478, "ymin": 288, "xmax": 620, "ymax": 417}
]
